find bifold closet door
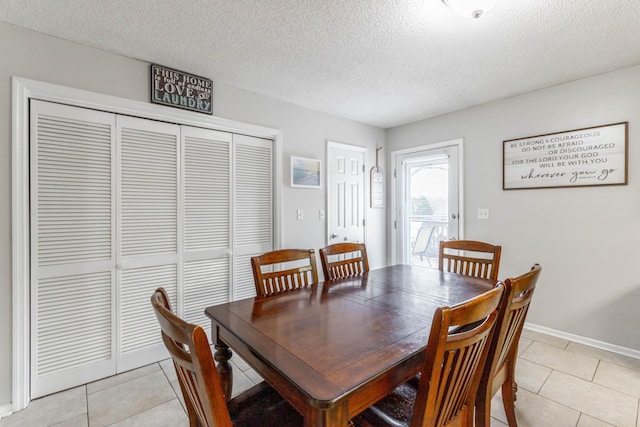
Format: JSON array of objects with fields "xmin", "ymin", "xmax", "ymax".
[
  {"xmin": 30, "ymin": 100, "xmax": 274, "ymax": 398},
  {"xmin": 116, "ymin": 116, "xmax": 180, "ymax": 371},
  {"xmin": 232, "ymin": 134, "xmax": 274, "ymax": 300},
  {"xmin": 182, "ymin": 126, "xmax": 232, "ymax": 330},
  {"xmin": 30, "ymin": 100, "xmax": 117, "ymax": 398},
  {"xmin": 182, "ymin": 131, "xmax": 273, "ymax": 319}
]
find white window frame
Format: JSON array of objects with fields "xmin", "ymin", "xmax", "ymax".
[{"xmin": 11, "ymin": 76, "xmax": 283, "ymax": 411}]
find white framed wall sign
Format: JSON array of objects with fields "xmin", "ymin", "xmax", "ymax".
[
  {"xmin": 370, "ymin": 168, "xmax": 384, "ymax": 208},
  {"xmin": 503, "ymin": 122, "xmax": 628, "ymax": 190}
]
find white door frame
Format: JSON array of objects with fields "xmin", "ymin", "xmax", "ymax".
[
  {"xmin": 326, "ymin": 141, "xmax": 367, "ymax": 245},
  {"xmin": 390, "ymin": 139, "xmax": 464, "ymax": 265},
  {"xmin": 11, "ymin": 76, "xmax": 283, "ymax": 412}
]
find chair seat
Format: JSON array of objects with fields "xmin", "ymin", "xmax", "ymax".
[
  {"xmin": 228, "ymin": 381, "xmax": 303, "ymax": 426},
  {"xmin": 353, "ymin": 378, "xmax": 418, "ymax": 427}
]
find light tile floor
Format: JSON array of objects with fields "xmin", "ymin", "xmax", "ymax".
[{"xmin": 1, "ymin": 328, "xmax": 639, "ymax": 426}]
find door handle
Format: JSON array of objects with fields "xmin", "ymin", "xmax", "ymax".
[{"xmin": 331, "ymin": 233, "xmax": 340, "ymax": 239}]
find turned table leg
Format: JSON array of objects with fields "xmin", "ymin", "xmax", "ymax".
[{"xmin": 214, "ymin": 340, "xmax": 233, "ymax": 400}]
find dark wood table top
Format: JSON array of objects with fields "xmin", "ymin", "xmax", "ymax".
[{"xmin": 205, "ymin": 264, "xmax": 494, "ymax": 426}]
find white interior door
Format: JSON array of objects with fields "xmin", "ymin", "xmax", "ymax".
[
  {"xmin": 327, "ymin": 142, "xmax": 366, "ymax": 246},
  {"xmin": 393, "ymin": 142, "xmax": 461, "ymax": 266}
]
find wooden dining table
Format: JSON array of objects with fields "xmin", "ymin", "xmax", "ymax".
[{"xmin": 205, "ymin": 264, "xmax": 494, "ymax": 427}]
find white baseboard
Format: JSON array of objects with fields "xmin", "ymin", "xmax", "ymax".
[
  {"xmin": 525, "ymin": 322, "xmax": 640, "ymax": 360},
  {"xmin": 0, "ymin": 402, "xmax": 13, "ymax": 419}
]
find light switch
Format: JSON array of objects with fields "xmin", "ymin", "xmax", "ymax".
[
  {"xmin": 297, "ymin": 209, "xmax": 303, "ymax": 220},
  {"xmin": 477, "ymin": 208, "xmax": 489, "ymax": 220}
]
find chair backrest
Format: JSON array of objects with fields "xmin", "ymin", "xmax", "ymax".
[
  {"xmin": 411, "ymin": 224, "xmax": 434, "ymax": 257},
  {"xmin": 411, "ymin": 284, "xmax": 504, "ymax": 427},
  {"xmin": 438, "ymin": 240, "xmax": 502, "ymax": 282},
  {"xmin": 484, "ymin": 264, "xmax": 542, "ymax": 396},
  {"xmin": 251, "ymin": 249, "xmax": 319, "ymax": 297},
  {"xmin": 150, "ymin": 288, "xmax": 232, "ymax": 427},
  {"xmin": 319, "ymin": 242, "xmax": 369, "ymax": 280}
]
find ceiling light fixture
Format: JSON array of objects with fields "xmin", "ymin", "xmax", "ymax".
[{"xmin": 442, "ymin": 0, "xmax": 499, "ymax": 19}]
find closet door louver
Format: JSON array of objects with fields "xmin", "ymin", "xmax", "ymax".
[
  {"xmin": 232, "ymin": 134, "xmax": 273, "ymax": 300},
  {"xmin": 30, "ymin": 100, "xmax": 117, "ymax": 398},
  {"xmin": 117, "ymin": 116, "xmax": 180, "ymax": 370},
  {"xmin": 182, "ymin": 127, "xmax": 232, "ymax": 328}
]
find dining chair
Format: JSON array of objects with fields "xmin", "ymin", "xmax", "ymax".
[
  {"xmin": 150, "ymin": 287, "xmax": 302, "ymax": 427},
  {"xmin": 251, "ymin": 248, "xmax": 319, "ymax": 297},
  {"xmin": 475, "ymin": 264, "xmax": 542, "ymax": 427},
  {"xmin": 319, "ymin": 242, "xmax": 369, "ymax": 280},
  {"xmin": 439, "ymin": 240, "xmax": 502, "ymax": 282},
  {"xmin": 353, "ymin": 283, "xmax": 505, "ymax": 427}
]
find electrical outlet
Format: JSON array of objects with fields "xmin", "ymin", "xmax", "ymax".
[
  {"xmin": 297, "ymin": 209, "xmax": 303, "ymax": 220},
  {"xmin": 477, "ymin": 208, "xmax": 490, "ymax": 220}
]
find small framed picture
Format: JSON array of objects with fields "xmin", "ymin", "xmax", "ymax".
[{"xmin": 291, "ymin": 156, "xmax": 321, "ymax": 188}]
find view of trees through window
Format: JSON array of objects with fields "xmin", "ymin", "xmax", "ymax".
[{"xmin": 408, "ymin": 161, "xmax": 448, "ymax": 222}]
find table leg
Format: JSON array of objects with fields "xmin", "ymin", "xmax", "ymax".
[
  {"xmin": 304, "ymin": 401, "xmax": 349, "ymax": 427},
  {"xmin": 213, "ymin": 340, "xmax": 233, "ymax": 400}
]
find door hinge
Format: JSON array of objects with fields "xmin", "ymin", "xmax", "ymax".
[
  {"xmin": 362, "ymin": 164, "xmax": 365, "ymax": 173},
  {"xmin": 394, "ymin": 220, "xmax": 397, "ymax": 229},
  {"xmin": 362, "ymin": 219, "xmax": 365, "ymax": 226},
  {"xmin": 393, "ymin": 169, "xmax": 396, "ymax": 178}
]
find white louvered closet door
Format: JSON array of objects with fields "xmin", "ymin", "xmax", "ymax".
[
  {"xmin": 116, "ymin": 116, "xmax": 180, "ymax": 371},
  {"xmin": 30, "ymin": 101, "xmax": 276, "ymax": 398},
  {"xmin": 30, "ymin": 100, "xmax": 117, "ymax": 398},
  {"xmin": 182, "ymin": 126, "xmax": 232, "ymax": 330},
  {"xmin": 232, "ymin": 134, "xmax": 274, "ymax": 300}
]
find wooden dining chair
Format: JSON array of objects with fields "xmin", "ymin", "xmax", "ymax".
[
  {"xmin": 251, "ymin": 249, "xmax": 319, "ymax": 297},
  {"xmin": 475, "ymin": 264, "xmax": 542, "ymax": 427},
  {"xmin": 150, "ymin": 288, "xmax": 302, "ymax": 427},
  {"xmin": 353, "ymin": 283, "xmax": 505, "ymax": 427},
  {"xmin": 319, "ymin": 242, "xmax": 369, "ymax": 280},
  {"xmin": 439, "ymin": 240, "xmax": 502, "ymax": 282}
]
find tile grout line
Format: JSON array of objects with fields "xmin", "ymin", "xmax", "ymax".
[{"xmin": 86, "ymin": 385, "xmax": 90, "ymax": 427}]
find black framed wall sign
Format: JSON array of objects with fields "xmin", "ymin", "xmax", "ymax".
[
  {"xmin": 503, "ymin": 122, "xmax": 628, "ymax": 190},
  {"xmin": 151, "ymin": 64, "xmax": 213, "ymax": 115}
]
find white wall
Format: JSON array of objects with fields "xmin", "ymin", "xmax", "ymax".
[
  {"xmin": 386, "ymin": 65, "xmax": 640, "ymax": 352},
  {"xmin": 0, "ymin": 22, "xmax": 386, "ymax": 407}
]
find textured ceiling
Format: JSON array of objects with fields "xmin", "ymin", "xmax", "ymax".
[{"xmin": 1, "ymin": 0, "xmax": 640, "ymax": 128}]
